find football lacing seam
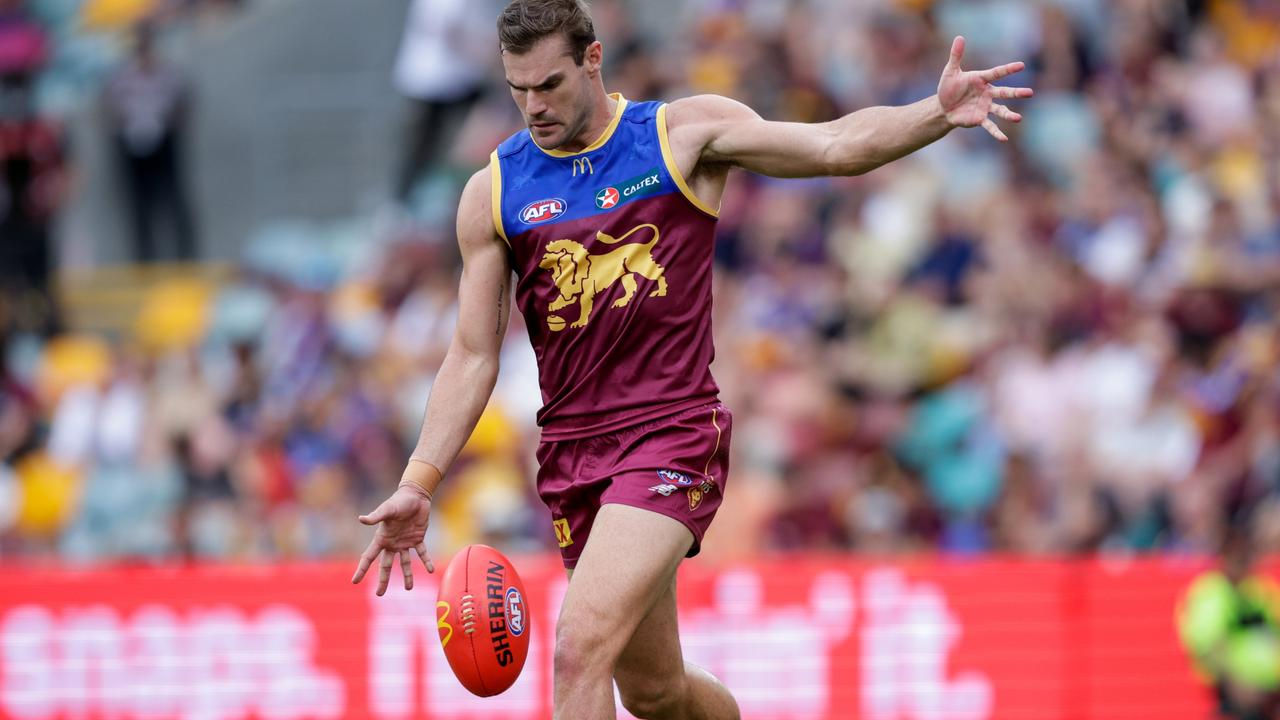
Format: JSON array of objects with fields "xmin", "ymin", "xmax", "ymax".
[{"xmin": 461, "ymin": 593, "xmax": 477, "ymax": 635}]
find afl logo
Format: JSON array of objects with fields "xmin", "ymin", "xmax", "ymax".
[
  {"xmin": 505, "ymin": 587, "xmax": 526, "ymax": 637},
  {"xmin": 657, "ymin": 469, "xmax": 693, "ymax": 486},
  {"xmin": 521, "ymin": 198, "xmax": 567, "ymax": 224},
  {"xmin": 595, "ymin": 187, "xmax": 620, "ymax": 210}
]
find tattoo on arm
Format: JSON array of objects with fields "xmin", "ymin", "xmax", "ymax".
[{"xmin": 496, "ymin": 284, "xmax": 504, "ymax": 335}]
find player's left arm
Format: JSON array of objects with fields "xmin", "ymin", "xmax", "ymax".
[{"xmin": 667, "ymin": 36, "xmax": 1032, "ymax": 180}]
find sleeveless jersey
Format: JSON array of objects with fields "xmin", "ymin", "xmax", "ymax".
[{"xmin": 491, "ymin": 94, "xmax": 720, "ymax": 440}]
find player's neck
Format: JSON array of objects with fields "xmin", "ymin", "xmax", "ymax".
[{"xmin": 559, "ymin": 90, "xmax": 618, "ymax": 153}]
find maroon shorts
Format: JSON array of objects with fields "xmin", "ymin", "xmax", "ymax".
[{"xmin": 535, "ymin": 402, "xmax": 732, "ymax": 569}]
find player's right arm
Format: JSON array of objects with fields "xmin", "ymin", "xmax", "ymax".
[
  {"xmin": 352, "ymin": 165, "xmax": 513, "ymax": 596},
  {"xmin": 665, "ymin": 36, "xmax": 1030, "ymax": 185}
]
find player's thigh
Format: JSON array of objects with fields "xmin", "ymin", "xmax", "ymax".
[
  {"xmin": 555, "ymin": 503, "xmax": 694, "ymax": 665},
  {"xmin": 613, "ymin": 576, "xmax": 685, "ymax": 702}
]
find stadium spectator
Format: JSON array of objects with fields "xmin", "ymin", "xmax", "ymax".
[
  {"xmin": 103, "ymin": 20, "xmax": 197, "ymax": 262},
  {"xmin": 0, "ymin": 2, "xmax": 64, "ymax": 336},
  {"xmin": 389, "ymin": 0, "xmax": 493, "ymax": 210}
]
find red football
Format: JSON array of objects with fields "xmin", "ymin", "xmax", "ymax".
[{"xmin": 435, "ymin": 544, "xmax": 530, "ymax": 697}]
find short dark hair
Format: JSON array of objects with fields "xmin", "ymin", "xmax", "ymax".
[{"xmin": 497, "ymin": 0, "xmax": 596, "ymax": 66}]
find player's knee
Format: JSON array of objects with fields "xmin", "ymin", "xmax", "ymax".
[{"xmin": 553, "ymin": 617, "xmax": 619, "ymax": 681}]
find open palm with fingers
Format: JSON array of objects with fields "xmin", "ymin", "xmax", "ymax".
[
  {"xmin": 937, "ymin": 36, "xmax": 1033, "ymax": 142},
  {"xmin": 352, "ymin": 486, "xmax": 435, "ymax": 596}
]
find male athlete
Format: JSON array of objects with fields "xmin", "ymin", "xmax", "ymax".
[{"xmin": 353, "ymin": 1, "xmax": 1031, "ymax": 717}]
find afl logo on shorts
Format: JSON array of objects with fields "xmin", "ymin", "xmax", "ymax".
[
  {"xmin": 595, "ymin": 187, "xmax": 620, "ymax": 209},
  {"xmin": 521, "ymin": 198, "xmax": 567, "ymax": 224},
  {"xmin": 657, "ymin": 469, "xmax": 693, "ymax": 486},
  {"xmin": 505, "ymin": 587, "xmax": 526, "ymax": 637}
]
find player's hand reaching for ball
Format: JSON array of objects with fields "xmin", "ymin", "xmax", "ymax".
[
  {"xmin": 352, "ymin": 461, "xmax": 440, "ymax": 596},
  {"xmin": 936, "ymin": 36, "xmax": 1033, "ymax": 142}
]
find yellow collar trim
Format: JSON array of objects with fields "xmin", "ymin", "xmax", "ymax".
[{"xmin": 533, "ymin": 93, "xmax": 628, "ymax": 158}]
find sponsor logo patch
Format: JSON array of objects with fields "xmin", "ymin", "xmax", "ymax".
[
  {"xmin": 649, "ymin": 484, "xmax": 679, "ymax": 497},
  {"xmin": 594, "ymin": 167, "xmax": 662, "ymax": 211},
  {"xmin": 521, "ymin": 198, "xmax": 567, "ymax": 224},
  {"xmin": 595, "ymin": 186, "xmax": 620, "ymax": 209},
  {"xmin": 657, "ymin": 469, "xmax": 694, "ymax": 486},
  {"xmin": 553, "ymin": 518, "xmax": 573, "ymax": 547}
]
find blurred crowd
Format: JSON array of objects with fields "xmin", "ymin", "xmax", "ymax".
[
  {"xmin": 3, "ymin": 0, "xmax": 1280, "ymax": 567},
  {"xmin": 0, "ymin": 0, "xmax": 238, "ymax": 335}
]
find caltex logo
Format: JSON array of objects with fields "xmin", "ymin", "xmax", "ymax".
[{"xmin": 595, "ymin": 186, "xmax": 620, "ymax": 209}]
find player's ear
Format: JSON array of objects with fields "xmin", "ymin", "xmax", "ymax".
[{"xmin": 583, "ymin": 40, "xmax": 603, "ymax": 77}]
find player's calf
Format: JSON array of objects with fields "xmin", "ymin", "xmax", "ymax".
[
  {"xmin": 684, "ymin": 663, "xmax": 742, "ymax": 720},
  {"xmin": 617, "ymin": 667, "xmax": 688, "ymax": 719},
  {"xmin": 616, "ymin": 661, "xmax": 740, "ymax": 720}
]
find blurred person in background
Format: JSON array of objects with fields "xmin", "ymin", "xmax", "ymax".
[
  {"xmin": 103, "ymin": 19, "xmax": 196, "ymax": 262},
  {"xmin": 1179, "ymin": 523, "xmax": 1280, "ymax": 720},
  {"xmin": 390, "ymin": 0, "xmax": 492, "ymax": 213},
  {"xmin": 0, "ymin": 0, "xmax": 64, "ymax": 336}
]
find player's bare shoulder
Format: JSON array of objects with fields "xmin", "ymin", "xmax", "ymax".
[
  {"xmin": 456, "ymin": 164, "xmax": 504, "ymax": 253},
  {"xmin": 663, "ymin": 94, "xmax": 763, "ymax": 169},
  {"xmin": 665, "ymin": 94, "xmax": 761, "ymax": 128},
  {"xmin": 660, "ymin": 95, "xmax": 762, "ymax": 207}
]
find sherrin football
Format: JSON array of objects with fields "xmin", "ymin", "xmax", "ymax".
[{"xmin": 436, "ymin": 544, "xmax": 530, "ymax": 696}]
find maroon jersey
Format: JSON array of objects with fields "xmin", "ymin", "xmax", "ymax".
[{"xmin": 491, "ymin": 95, "xmax": 721, "ymax": 440}]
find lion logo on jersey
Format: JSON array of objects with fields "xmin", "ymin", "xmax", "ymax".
[{"xmin": 539, "ymin": 223, "xmax": 668, "ymax": 331}]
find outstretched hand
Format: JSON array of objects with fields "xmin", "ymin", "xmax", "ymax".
[
  {"xmin": 937, "ymin": 36, "xmax": 1033, "ymax": 142},
  {"xmin": 352, "ymin": 485, "xmax": 435, "ymax": 596}
]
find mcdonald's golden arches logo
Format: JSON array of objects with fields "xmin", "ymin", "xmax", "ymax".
[{"xmin": 436, "ymin": 601, "xmax": 454, "ymax": 648}]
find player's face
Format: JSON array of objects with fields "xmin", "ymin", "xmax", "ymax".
[{"xmin": 503, "ymin": 35, "xmax": 601, "ymax": 150}]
